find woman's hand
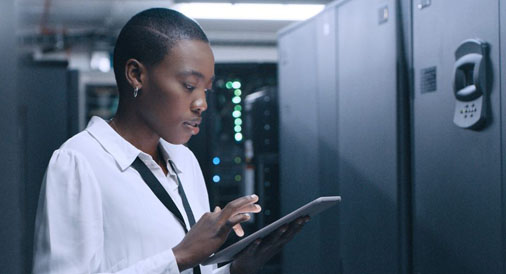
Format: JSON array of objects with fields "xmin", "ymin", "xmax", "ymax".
[
  {"xmin": 230, "ymin": 216, "xmax": 310, "ymax": 274},
  {"xmin": 172, "ymin": 195, "xmax": 261, "ymax": 271}
]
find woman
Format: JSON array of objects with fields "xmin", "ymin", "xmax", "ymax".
[{"xmin": 33, "ymin": 8, "xmax": 307, "ymax": 274}]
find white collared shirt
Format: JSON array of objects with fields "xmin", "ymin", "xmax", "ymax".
[{"xmin": 33, "ymin": 116, "xmax": 231, "ymax": 274}]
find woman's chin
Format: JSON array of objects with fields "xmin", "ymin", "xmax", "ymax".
[{"xmin": 163, "ymin": 134, "xmax": 192, "ymax": 145}]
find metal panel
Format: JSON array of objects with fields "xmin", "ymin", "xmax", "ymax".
[
  {"xmin": 17, "ymin": 58, "xmax": 71, "ymax": 273},
  {"xmin": 278, "ymin": 18, "xmax": 321, "ymax": 274},
  {"xmin": 501, "ymin": 0, "xmax": 506, "ymax": 270},
  {"xmin": 0, "ymin": 0, "xmax": 22, "ymax": 273},
  {"xmin": 315, "ymin": 7, "xmax": 341, "ymax": 273},
  {"xmin": 337, "ymin": 0, "xmax": 400, "ymax": 273},
  {"xmin": 412, "ymin": 0, "xmax": 502, "ymax": 273}
]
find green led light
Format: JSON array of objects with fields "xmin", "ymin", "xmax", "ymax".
[
  {"xmin": 232, "ymin": 110, "xmax": 242, "ymax": 118},
  {"xmin": 234, "ymin": 125, "xmax": 242, "ymax": 132},
  {"xmin": 234, "ymin": 118, "xmax": 243, "ymax": 125},
  {"xmin": 234, "ymin": 132, "xmax": 243, "ymax": 141},
  {"xmin": 232, "ymin": 96, "xmax": 242, "ymax": 104},
  {"xmin": 232, "ymin": 81, "xmax": 241, "ymax": 89},
  {"xmin": 234, "ymin": 157, "xmax": 242, "ymax": 164},
  {"xmin": 225, "ymin": 81, "xmax": 233, "ymax": 89},
  {"xmin": 234, "ymin": 174, "xmax": 242, "ymax": 181},
  {"xmin": 234, "ymin": 105, "xmax": 242, "ymax": 111},
  {"xmin": 234, "ymin": 89, "xmax": 242, "ymax": 96}
]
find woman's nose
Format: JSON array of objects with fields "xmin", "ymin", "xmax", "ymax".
[{"xmin": 191, "ymin": 93, "xmax": 208, "ymax": 115}]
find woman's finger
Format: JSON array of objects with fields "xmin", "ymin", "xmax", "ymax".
[
  {"xmin": 226, "ymin": 213, "xmax": 251, "ymax": 228},
  {"xmin": 221, "ymin": 195, "xmax": 259, "ymax": 219},
  {"xmin": 236, "ymin": 203, "xmax": 262, "ymax": 214},
  {"xmin": 232, "ymin": 223, "xmax": 245, "ymax": 237}
]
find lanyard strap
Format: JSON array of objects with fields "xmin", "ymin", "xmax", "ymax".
[
  {"xmin": 169, "ymin": 159, "xmax": 197, "ymax": 227},
  {"xmin": 131, "ymin": 157, "xmax": 202, "ymax": 274},
  {"xmin": 131, "ymin": 157, "xmax": 188, "ymax": 232}
]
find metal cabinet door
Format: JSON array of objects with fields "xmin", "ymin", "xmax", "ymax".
[
  {"xmin": 336, "ymin": 0, "xmax": 402, "ymax": 273},
  {"xmin": 316, "ymin": 8, "xmax": 341, "ymax": 274},
  {"xmin": 278, "ymin": 18, "xmax": 321, "ymax": 274},
  {"xmin": 412, "ymin": 0, "xmax": 502, "ymax": 273}
]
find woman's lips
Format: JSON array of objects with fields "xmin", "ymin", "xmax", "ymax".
[{"xmin": 183, "ymin": 121, "xmax": 200, "ymax": 135}]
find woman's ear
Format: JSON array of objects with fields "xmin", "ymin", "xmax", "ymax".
[{"xmin": 124, "ymin": 58, "xmax": 146, "ymax": 90}]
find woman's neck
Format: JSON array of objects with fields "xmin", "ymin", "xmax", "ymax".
[{"xmin": 109, "ymin": 109, "xmax": 160, "ymax": 161}]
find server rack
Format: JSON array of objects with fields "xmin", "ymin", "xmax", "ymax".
[
  {"xmin": 280, "ymin": 0, "xmax": 506, "ymax": 273},
  {"xmin": 243, "ymin": 87, "xmax": 282, "ymax": 273},
  {"xmin": 411, "ymin": 0, "xmax": 504, "ymax": 273},
  {"xmin": 278, "ymin": 0, "xmax": 409, "ymax": 273},
  {"xmin": 17, "ymin": 57, "xmax": 75, "ymax": 273}
]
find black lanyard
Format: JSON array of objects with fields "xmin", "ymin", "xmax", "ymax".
[{"xmin": 131, "ymin": 157, "xmax": 202, "ymax": 273}]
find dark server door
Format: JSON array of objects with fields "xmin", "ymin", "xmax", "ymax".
[
  {"xmin": 336, "ymin": 0, "xmax": 403, "ymax": 273},
  {"xmin": 17, "ymin": 58, "xmax": 73, "ymax": 273},
  {"xmin": 315, "ymin": 8, "xmax": 340, "ymax": 274},
  {"xmin": 278, "ymin": 18, "xmax": 321, "ymax": 274},
  {"xmin": 412, "ymin": 0, "xmax": 502, "ymax": 273}
]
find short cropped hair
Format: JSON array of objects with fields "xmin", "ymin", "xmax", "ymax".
[{"xmin": 113, "ymin": 8, "xmax": 209, "ymax": 92}]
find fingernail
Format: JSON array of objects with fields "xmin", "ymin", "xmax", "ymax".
[
  {"xmin": 250, "ymin": 194, "xmax": 258, "ymax": 200},
  {"xmin": 255, "ymin": 204, "xmax": 262, "ymax": 210}
]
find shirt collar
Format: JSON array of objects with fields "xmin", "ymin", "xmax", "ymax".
[
  {"xmin": 159, "ymin": 139, "xmax": 183, "ymax": 175},
  {"xmin": 85, "ymin": 116, "xmax": 185, "ymax": 174},
  {"xmin": 86, "ymin": 117, "xmax": 140, "ymax": 171}
]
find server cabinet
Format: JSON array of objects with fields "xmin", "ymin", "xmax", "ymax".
[
  {"xmin": 412, "ymin": 0, "xmax": 503, "ymax": 273},
  {"xmin": 278, "ymin": 16, "xmax": 322, "ymax": 274},
  {"xmin": 279, "ymin": 0, "xmax": 408, "ymax": 273},
  {"xmin": 336, "ymin": 0, "xmax": 405, "ymax": 273},
  {"xmin": 17, "ymin": 58, "xmax": 74, "ymax": 273},
  {"xmin": 315, "ymin": 9, "xmax": 341, "ymax": 274},
  {"xmin": 0, "ymin": 0, "xmax": 22, "ymax": 272},
  {"xmin": 502, "ymin": 4, "xmax": 506, "ymax": 271}
]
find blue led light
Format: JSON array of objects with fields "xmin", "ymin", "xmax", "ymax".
[
  {"xmin": 212, "ymin": 157, "xmax": 221, "ymax": 165},
  {"xmin": 212, "ymin": 175, "xmax": 221, "ymax": 183}
]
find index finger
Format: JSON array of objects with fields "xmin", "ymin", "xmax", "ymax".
[{"xmin": 220, "ymin": 194, "xmax": 259, "ymax": 219}]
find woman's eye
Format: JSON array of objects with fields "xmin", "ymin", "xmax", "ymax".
[{"xmin": 184, "ymin": 84, "xmax": 196, "ymax": 91}]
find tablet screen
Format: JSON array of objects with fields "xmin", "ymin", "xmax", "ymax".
[{"xmin": 202, "ymin": 196, "xmax": 341, "ymax": 265}]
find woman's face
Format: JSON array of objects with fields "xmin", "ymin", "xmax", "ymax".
[{"xmin": 139, "ymin": 39, "xmax": 215, "ymax": 144}]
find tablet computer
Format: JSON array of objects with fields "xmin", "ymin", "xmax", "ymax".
[{"xmin": 202, "ymin": 196, "xmax": 341, "ymax": 265}]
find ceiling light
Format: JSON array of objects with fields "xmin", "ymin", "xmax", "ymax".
[
  {"xmin": 90, "ymin": 51, "xmax": 111, "ymax": 72},
  {"xmin": 172, "ymin": 3, "xmax": 325, "ymax": 21}
]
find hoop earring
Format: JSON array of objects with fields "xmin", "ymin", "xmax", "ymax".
[{"xmin": 133, "ymin": 87, "xmax": 140, "ymax": 98}]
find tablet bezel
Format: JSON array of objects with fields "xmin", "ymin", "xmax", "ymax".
[{"xmin": 202, "ymin": 196, "xmax": 341, "ymax": 265}]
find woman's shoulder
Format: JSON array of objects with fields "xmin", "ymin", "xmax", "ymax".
[
  {"xmin": 51, "ymin": 130, "xmax": 104, "ymax": 164},
  {"xmin": 46, "ymin": 130, "xmax": 108, "ymax": 186}
]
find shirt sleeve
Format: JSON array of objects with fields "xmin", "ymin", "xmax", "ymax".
[{"xmin": 32, "ymin": 149, "xmax": 180, "ymax": 274}]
